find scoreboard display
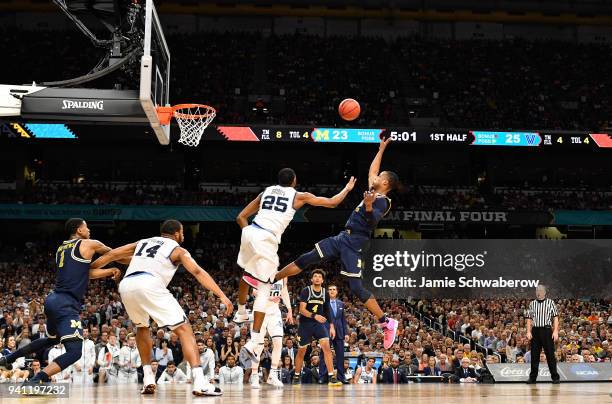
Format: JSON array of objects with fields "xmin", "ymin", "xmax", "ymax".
[{"xmin": 213, "ymin": 125, "xmax": 612, "ymax": 149}]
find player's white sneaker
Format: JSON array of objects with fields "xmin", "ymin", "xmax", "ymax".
[
  {"xmin": 250, "ymin": 372, "xmax": 260, "ymax": 389},
  {"xmin": 243, "ymin": 340, "xmax": 260, "ymax": 363},
  {"xmin": 266, "ymin": 369, "xmax": 284, "ymax": 388},
  {"xmin": 233, "ymin": 309, "xmax": 252, "ymax": 324},
  {"xmin": 193, "ymin": 382, "xmax": 222, "ymax": 396}
]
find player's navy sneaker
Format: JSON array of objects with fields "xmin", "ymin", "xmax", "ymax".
[
  {"xmin": 328, "ymin": 375, "xmax": 342, "ymax": 387},
  {"xmin": 292, "ymin": 374, "xmax": 301, "ymax": 385}
]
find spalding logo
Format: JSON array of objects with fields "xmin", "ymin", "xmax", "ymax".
[{"xmin": 61, "ymin": 100, "xmax": 104, "ymax": 110}]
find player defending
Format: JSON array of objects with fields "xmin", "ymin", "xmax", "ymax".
[
  {"xmin": 235, "ymin": 168, "xmax": 355, "ymax": 360},
  {"xmin": 0, "ymin": 218, "xmax": 121, "ymax": 384},
  {"xmin": 275, "ymin": 138, "xmax": 399, "ymax": 349},
  {"xmin": 90, "ymin": 219, "xmax": 233, "ymax": 396},
  {"xmin": 292, "ymin": 269, "xmax": 342, "ymax": 386},
  {"xmin": 246, "ymin": 275, "xmax": 293, "ymax": 389}
]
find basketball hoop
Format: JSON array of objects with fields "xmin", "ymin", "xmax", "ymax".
[{"xmin": 157, "ymin": 104, "xmax": 216, "ymax": 147}]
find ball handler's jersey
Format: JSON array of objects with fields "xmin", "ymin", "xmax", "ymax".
[
  {"xmin": 252, "ymin": 185, "xmax": 297, "ymax": 243},
  {"xmin": 125, "ymin": 236, "xmax": 179, "ymax": 287}
]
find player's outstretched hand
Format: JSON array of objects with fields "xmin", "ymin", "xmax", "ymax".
[
  {"xmin": 344, "ymin": 176, "xmax": 356, "ymax": 192},
  {"xmin": 222, "ymin": 297, "xmax": 234, "ymax": 316},
  {"xmin": 379, "ymin": 136, "xmax": 392, "ymax": 151}
]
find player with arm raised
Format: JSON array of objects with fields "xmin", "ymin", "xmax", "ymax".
[
  {"xmin": 90, "ymin": 219, "xmax": 233, "ymax": 396},
  {"xmin": 0, "ymin": 218, "xmax": 121, "ymax": 384},
  {"xmin": 275, "ymin": 138, "xmax": 400, "ymax": 349},
  {"xmin": 234, "ymin": 168, "xmax": 355, "ymax": 363}
]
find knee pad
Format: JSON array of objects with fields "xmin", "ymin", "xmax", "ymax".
[
  {"xmin": 347, "ymin": 278, "xmax": 373, "ymax": 302},
  {"xmin": 54, "ymin": 339, "xmax": 83, "ymax": 370},
  {"xmin": 253, "ymin": 282, "xmax": 272, "ymax": 313},
  {"xmin": 294, "ymin": 249, "xmax": 322, "ymax": 270}
]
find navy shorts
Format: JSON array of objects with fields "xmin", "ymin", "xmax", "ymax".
[
  {"xmin": 297, "ymin": 321, "xmax": 329, "ymax": 347},
  {"xmin": 314, "ymin": 231, "xmax": 369, "ymax": 278},
  {"xmin": 44, "ymin": 292, "xmax": 83, "ymax": 342}
]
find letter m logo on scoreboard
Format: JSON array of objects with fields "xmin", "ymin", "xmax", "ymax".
[{"xmin": 313, "ymin": 129, "xmax": 329, "ymax": 141}]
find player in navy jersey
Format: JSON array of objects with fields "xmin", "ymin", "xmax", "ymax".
[
  {"xmin": 292, "ymin": 269, "xmax": 342, "ymax": 386},
  {"xmin": 0, "ymin": 218, "xmax": 121, "ymax": 384},
  {"xmin": 275, "ymin": 138, "xmax": 400, "ymax": 349}
]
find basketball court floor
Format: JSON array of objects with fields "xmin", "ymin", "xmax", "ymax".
[{"xmin": 3, "ymin": 383, "xmax": 609, "ymax": 404}]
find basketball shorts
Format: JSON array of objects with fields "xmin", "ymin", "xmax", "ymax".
[
  {"xmin": 297, "ymin": 321, "xmax": 329, "ymax": 347},
  {"xmin": 119, "ymin": 273, "xmax": 187, "ymax": 330},
  {"xmin": 237, "ymin": 224, "xmax": 279, "ymax": 283},
  {"xmin": 314, "ymin": 231, "xmax": 368, "ymax": 278},
  {"xmin": 44, "ymin": 291, "xmax": 83, "ymax": 342}
]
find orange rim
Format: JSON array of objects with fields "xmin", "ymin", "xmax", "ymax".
[
  {"xmin": 173, "ymin": 104, "xmax": 216, "ymax": 120},
  {"xmin": 156, "ymin": 106, "xmax": 174, "ymax": 126}
]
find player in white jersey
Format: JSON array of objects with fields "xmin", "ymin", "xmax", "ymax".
[
  {"xmin": 245, "ymin": 276, "xmax": 293, "ymax": 389},
  {"xmin": 235, "ymin": 168, "xmax": 355, "ymax": 362},
  {"xmin": 91, "ymin": 220, "xmax": 233, "ymax": 397}
]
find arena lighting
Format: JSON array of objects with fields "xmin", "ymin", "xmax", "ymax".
[{"xmin": 23, "ymin": 123, "xmax": 77, "ymax": 139}]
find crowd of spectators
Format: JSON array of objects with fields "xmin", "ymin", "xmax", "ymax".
[
  {"xmin": 0, "ymin": 238, "xmax": 610, "ymax": 385},
  {"xmin": 2, "ymin": 27, "xmax": 612, "ymax": 130},
  {"xmin": 5, "ymin": 181, "xmax": 612, "ymax": 211}
]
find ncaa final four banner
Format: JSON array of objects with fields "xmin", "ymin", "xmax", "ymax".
[{"xmin": 363, "ymin": 240, "xmax": 612, "ymax": 299}]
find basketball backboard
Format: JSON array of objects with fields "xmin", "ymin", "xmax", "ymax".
[
  {"xmin": 139, "ymin": 0, "xmax": 171, "ymax": 145},
  {"xmin": 0, "ymin": 0, "xmax": 172, "ymax": 145}
]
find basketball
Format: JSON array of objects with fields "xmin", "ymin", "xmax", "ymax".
[{"xmin": 339, "ymin": 98, "xmax": 361, "ymax": 121}]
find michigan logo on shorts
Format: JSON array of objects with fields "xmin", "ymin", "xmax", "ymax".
[{"xmin": 70, "ymin": 320, "xmax": 82, "ymax": 329}]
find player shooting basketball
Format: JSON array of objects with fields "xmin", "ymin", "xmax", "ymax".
[{"xmin": 275, "ymin": 137, "xmax": 400, "ymax": 349}]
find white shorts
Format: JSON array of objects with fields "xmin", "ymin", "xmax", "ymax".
[
  {"xmin": 119, "ymin": 274, "xmax": 186, "ymax": 330},
  {"xmin": 237, "ymin": 225, "xmax": 279, "ymax": 283},
  {"xmin": 252, "ymin": 311, "xmax": 284, "ymax": 339}
]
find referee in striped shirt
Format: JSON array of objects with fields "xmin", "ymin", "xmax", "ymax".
[{"xmin": 526, "ymin": 285, "xmax": 560, "ymax": 384}]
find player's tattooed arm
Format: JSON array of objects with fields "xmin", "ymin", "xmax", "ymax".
[
  {"xmin": 236, "ymin": 193, "xmax": 262, "ymax": 228},
  {"xmin": 368, "ymin": 137, "xmax": 391, "ymax": 189},
  {"xmin": 90, "ymin": 242, "xmax": 138, "ymax": 269},
  {"xmin": 294, "ymin": 176, "xmax": 356, "ymax": 209},
  {"xmin": 173, "ymin": 247, "xmax": 234, "ymax": 316}
]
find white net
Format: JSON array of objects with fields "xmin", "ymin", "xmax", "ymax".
[{"xmin": 173, "ymin": 104, "xmax": 216, "ymax": 147}]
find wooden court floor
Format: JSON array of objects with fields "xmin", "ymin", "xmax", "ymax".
[{"xmin": 3, "ymin": 383, "xmax": 610, "ymax": 404}]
